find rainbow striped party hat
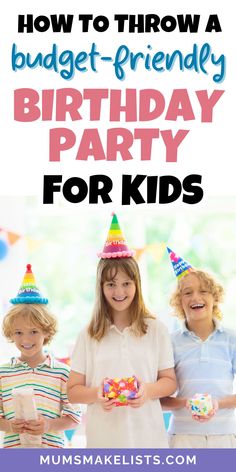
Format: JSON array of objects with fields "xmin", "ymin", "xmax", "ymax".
[
  {"xmin": 10, "ymin": 264, "xmax": 48, "ymax": 304},
  {"xmin": 98, "ymin": 213, "xmax": 135, "ymax": 259},
  {"xmin": 167, "ymin": 247, "xmax": 193, "ymax": 279}
]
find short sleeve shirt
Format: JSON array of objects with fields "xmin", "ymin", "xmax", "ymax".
[
  {"xmin": 169, "ymin": 320, "xmax": 236, "ymax": 435},
  {"xmin": 0, "ymin": 354, "xmax": 81, "ymax": 448},
  {"xmin": 71, "ymin": 317, "xmax": 174, "ymax": 448}
]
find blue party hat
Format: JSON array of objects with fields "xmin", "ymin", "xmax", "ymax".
[{"xmin": 167, "ymin": 247, "xmax": 193, "ymax": 279}]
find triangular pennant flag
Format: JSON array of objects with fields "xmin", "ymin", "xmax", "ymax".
[{"xmin": 6, "ymin": 230, "xmax": 21, "ymax": 245}]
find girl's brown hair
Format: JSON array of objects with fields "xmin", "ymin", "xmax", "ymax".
[
  {"xmin": 2, "ymin": 304, "xmax": 58, "ymax": 344},
  {"xmin": 88, "ymin": 258, "xmax": 154, "ymax": 340},
  {"xmin": 170, "ymin": 269, "xmax": 224, "ymax": 320}
]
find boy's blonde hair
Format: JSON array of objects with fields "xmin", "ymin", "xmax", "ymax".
[
  {"xmin": 88, "ymin": 257, "xmax": 154, "ymax": 341},
  {"xmin": 170, "ymin": 269, "xmax": 224, "ymax": 320},
  {"xmin": 2, "ymin": 304, "xmax": 58, "ymax": 344}
]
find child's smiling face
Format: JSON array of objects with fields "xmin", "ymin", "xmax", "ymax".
[
  {"xmin": 11, "ymin": 315, "xmax": 46, "ymax": 365},
  {"xmin": 180, "ymin": 273, "xmax": 214, "ymax": 324},
  {"xmin": 103, "ymin": 268, "xmax": 136, "ymax": 317}
]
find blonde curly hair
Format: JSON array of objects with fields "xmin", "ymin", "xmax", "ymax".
[
  {"xmin": 170, "ymin": 269, "xmax": 224, "ymax": 320},
  {"xmin": 2, "ymin": 304, "xmax": 58, "ymax": 345}
]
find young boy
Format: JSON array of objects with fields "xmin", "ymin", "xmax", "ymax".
[
  {"xmin": 0, "ymin": 264, "xmax": 81, "ymax": 448},
  {"xmin": 161, "ymin": 248, "xmax": 236, "ymax": 448}
]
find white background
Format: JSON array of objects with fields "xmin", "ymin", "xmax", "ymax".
[{"xmin": 0, "ymin": 0, "xmax": 234, "ymax": 209}]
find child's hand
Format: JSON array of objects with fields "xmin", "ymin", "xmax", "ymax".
[
  {"xmin": 127, "ymin": 382, "xmax": 146, "ymax": 408},
  {"xmin": 97, "ymin": 385, "xmax": 116, "ymax": 411},
  {"xmin": 24, "ymin": 415, "xmax": 49, "ymax": 435},
  {"xmin": 186, "ymin": 398, "xmax": 218, "ymax": 422},
  {"xmin": 9, "ymin": 419, "xmax": 26, "ymax": 434}
]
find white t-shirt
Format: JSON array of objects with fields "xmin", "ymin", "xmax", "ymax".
[{"xmin": 71, "ymin": 317, "xmax": 174, "ymax": 448}]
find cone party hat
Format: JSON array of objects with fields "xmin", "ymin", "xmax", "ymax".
[
  {"xmin": 167, "ymin": 247, "xmax": 193, "ymax": 279},
  {"xmin": 10, "ymin": 264, "xmax": 48, "ymax": 304},
  {"xmin": 98, "ymin": 213, "xmax": 135, "ymax": 259}
]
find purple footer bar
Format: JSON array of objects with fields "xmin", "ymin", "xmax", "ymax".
[{"xmin": 0, "ymin": 448, "xmax": 235, "ymax": 472}]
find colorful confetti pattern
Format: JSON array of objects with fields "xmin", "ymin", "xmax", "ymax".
[
  {"xmin": 189, "ymin": 393, "xmax": 213, "ymax": 416},
  {"xmin": 103, "ymin": 376, "xmax": 139, "ymax": 406}
]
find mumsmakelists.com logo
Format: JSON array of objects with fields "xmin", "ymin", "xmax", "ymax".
[{"xmin": 39, "ymin": 452, "xmax": 197, "ymax": 466}]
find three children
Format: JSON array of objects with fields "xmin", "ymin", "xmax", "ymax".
[{"xmin": 1, "ymin": 218, "xmax": 236, "ymax": 449}]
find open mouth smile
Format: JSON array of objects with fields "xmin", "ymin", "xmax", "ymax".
[
  {"xmin": 112, "ymin": 297, "xmax": 127, "ymax": 302},
  {"xmin": 190, "ymin": 303, "xmax": 205, "ymax": 309}
]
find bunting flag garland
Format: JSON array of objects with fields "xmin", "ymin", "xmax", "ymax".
[
  {"xmin": 134, "ymin": 242, "xmax": 166, "ymax": 262},
  {"xmin": 0, "ymin": 225, "xmax": 172, "ymax": 265},
  {"xmin": 146, "ymin": 242, "xmax": 166, "ymax": 261},
  {"xmin": 0, "ymin": 228, "xmax": 22, "ymax": 246},
  {"xmin": 6, "ymin": 231, "xmax": 21, "ymax": 245},
  {"xmin": 0, "ymin": 227, "xmax": 43, "ymax": 261},
  {"xmin": 25, "ymin": 236, "xmax": 44, "ymax": 253},
  {"xmin": 134, "ymin": 247, "xmax": 146, "ymax": 261}
]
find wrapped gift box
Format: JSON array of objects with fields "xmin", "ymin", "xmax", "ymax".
[
  {"xmin": 12, "ymin": 387, "xmax": 42, "ymax": 447},
  {"xmin": 189, "ymin": 393, "xmax": 213, "ymax": 417},
  {"xmin": 103, "ymin": 376, "xmax": 139, "ymax": 406}
]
